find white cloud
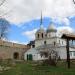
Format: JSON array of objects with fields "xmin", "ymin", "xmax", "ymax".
[
  {"xmin": 22, "ymin": 29, "xmax": 37, "ymax": 40},
  {"xmin": 1, "ymin": 34, "xmax": 28, "ymax": 44},
  {"xmin": 52, "ymin": 18, "xmax": 70, "ymax": 25},
  {"xmin": 62, "ymin": 18, "xmax": 70, "ymax": 26},
  {"xmin": 57, "ymin": 26, "xmax": 74, "ymax": 34},
  {"xmin": 8, "ymin": 40, "xmax": 20, "ymax": 43},
  {"xmin": 9, "ymin": 40, "xmax": 28, "ymax": 45},
  {"xmin": 0, "ymin": 0, "xmax": 75, "ymax": 24}
]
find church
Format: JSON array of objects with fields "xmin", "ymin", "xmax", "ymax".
[{"xmin": 24, "ymin": 17, "xmax": 75, "ymax": 61}]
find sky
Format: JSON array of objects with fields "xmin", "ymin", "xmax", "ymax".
[{"xmin": 0, "ymin": 0, "xmax": 75, "ymax": 44}]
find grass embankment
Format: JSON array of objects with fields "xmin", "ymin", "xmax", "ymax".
[{"xmin": 0, "ymin": 61, "xmax": 75, "ymax": 75}]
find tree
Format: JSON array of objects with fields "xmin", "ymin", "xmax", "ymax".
[
  {"xmin": 0, "ymin": 18, "xmax": 10, "ymax": 39},
  {"xmin": 0, "ymin": 0, "xmax": 6, "ymax": 7},
  {"xmin": 73, "ymin": 0, "xmax": 75, "ymax": 4},
  {"xmin": 40, "ymin": 49, "xmax": 59, "ymax": 66},
  {"xmin": 0, "ymin": 0, "xmax": 11, "ymax": 40}
]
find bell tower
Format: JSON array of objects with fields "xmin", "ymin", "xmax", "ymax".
[
  {"xmin": 35, "ymin": 12, "xmax": 45, "ymax": 40},
  {"xmin": 35, "ymin": 12, "xmax": 46, "ymax": 47}
]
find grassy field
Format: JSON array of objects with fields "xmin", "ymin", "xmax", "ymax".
[{"xmin": 0, "ymin": 61, "xmax": 75, "ymax": 75}]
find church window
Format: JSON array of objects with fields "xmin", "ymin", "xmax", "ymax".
[
  {"xmin": 44, "ymin": 41, "xmax": 46, "ymax": 45},
  {"xmin": 59, "ymin": 40, "xmax": 60, "ymax": 44},
  {"xmin": 70, "ymin": 51, "xmax": 72, "ymax": 56},
  {"xmin": 54, "ymin": 41, "xmax": 56, "ymax": 46},
  {"xmin": 70, "ymin": 51, "xmax": 75, "ymax": 56},
  {"xmin": 38, "ymin": 34, "xmax": 39, "ymax": 38},
  {"xmin": 42, "ymin": 33, "xmax": 43, "ymax": 38},
  {"xmin": 45, "ymin": 34, "xmax": 47, "ymax": 37},
  {"xmin": 62, "ymin": 41, "xmax": 63, "ymax": 45},
  {"xmin": 73, "ymin": 51, "xmax": 75, "ymax": 56}
]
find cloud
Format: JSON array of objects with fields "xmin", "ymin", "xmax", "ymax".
[
  {"xmin": 0, "ymin": 0, "xmax": 75, "ymax": 24},
  {"xmin": 22, "ymin": 29, "xmax": 37, "ymax": 40},
  {"xmin": 57, "ymin": 26, "xmax": 74, "ymax": 34},
  {"xmin": 22, "ymin": 26, "xmax": 74, "ymax": 41},
  {"xmin": 52, "ymin": 18, "xmax": 70, "ymax": 25},
  {"xmin": 6, "ymin": 40, "xmax": 28, "ymax": 45}
]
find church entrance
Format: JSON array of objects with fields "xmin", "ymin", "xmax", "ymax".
[
  {"xmin": 27, "ymin": 54, "xmax": 33, "ymax": 60},
  {"xmin": 13, "ymin": 52, "xmax": 19, "ymax": 59}
]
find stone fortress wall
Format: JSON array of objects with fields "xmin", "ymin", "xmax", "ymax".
[{"xmin": 0, "ymin": 40, "xmax": 30, "ymax": 60}]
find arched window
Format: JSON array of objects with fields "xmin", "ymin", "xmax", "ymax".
[
  {"xmin": 45, "ymin": 34, "xmax": 47, "ymax": 37},
  {"xmin": 62, "ymin": 41, "xmax": 63, "ymax": 45},
  {"xmin": 54, "ymin": 41, "xmax": 56, "ymax": 46},
  {"xmin": 38, "ymin": 34, "xmax": 39, "ymax": 38},
  {"xmin": 59, "ymin": 40, "xmax": 60, "ymax": 44},
  {"xmin": 44, "ymin": 41, "xmax": 47, "ymax": 45},
  {"xmin": 42, "ymin": 33, "xmax": 43, "ymax": 38}
]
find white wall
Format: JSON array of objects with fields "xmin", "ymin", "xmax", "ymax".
[
  {"xmin": 56, "ymin": 47, "xmax": 67, "ymax": 59},
  {"xmin": 69, "ymin": 48, "xmax": 75, "ymax": 59},
  {"xmin": 35, "ymin": 39, "xmax": 45, "ymax": 47},
  {"xmin": 56, "ymin": 38, "xmax": 66, "ymax": 46}
]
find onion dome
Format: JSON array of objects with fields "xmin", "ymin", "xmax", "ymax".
[{"xmin": 47, "ymin": 23, "xmax": 57, "ymax": 33}]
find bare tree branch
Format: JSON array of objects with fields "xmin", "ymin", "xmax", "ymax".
[
  {"xmin": 0, "ymin": 9, "xmax": 12, "ymax": 18},
  {"xmin": 0, "ymin": 0, "xmax": 6, "ymax": 7},
  {"xmin": 0, "ymin": 18, "xmax": 10, "ymax": 39},
  {"xmin": 0, "ymin": 0, "xmax": 13, "ymax": 18},
  {"xmin": 0, "ymin": 0, "xmax": 10, "ymax": 40},
  {"xmin": 73, "ymin": 0, "xmax": 75, "ymax": 4}
]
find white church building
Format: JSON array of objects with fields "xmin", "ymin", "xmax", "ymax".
[{"xmin": 24, "ymin": 20, "xmax": 75, "ymax": 61}]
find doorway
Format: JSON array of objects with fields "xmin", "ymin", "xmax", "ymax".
[
  {"xmin": 27, "ymin": 54, "xmax": 33, "ymax": 60},
  {"xmin": 13, "ymin": 52, "xmax": 19, "ymax": 59}
]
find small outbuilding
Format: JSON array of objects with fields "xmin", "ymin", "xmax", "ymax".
[{"xmin": 24, "ymin": 48, "xmax": 46, "ymax": 61}]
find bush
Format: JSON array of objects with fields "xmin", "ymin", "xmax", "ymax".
[{"xmin": 42, "ymin": 59, "xmax": 57, "ymax": 66}]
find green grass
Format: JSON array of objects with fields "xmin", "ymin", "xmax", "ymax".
[{"xmin": 0, "ymin": 61, "xmax": 75, "ymax": 75}]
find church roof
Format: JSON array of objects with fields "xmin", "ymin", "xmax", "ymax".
[
  {"xmin": 25, "ymin": 48, "xmax": 39, "ymax": 54},
  {"xmin": 47, "ymin": 23, "xmax": 57, "ymax": 33},
  {"xmin": 62, "ymin": 34, "xmax": 75, "ymax": 40}
]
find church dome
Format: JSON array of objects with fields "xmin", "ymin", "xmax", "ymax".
[{"xmin": 46, "ymin": 23, "xmax": 57, "ymax": 33}]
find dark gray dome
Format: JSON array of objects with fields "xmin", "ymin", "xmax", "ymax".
[
  {"xmin": 47, "ymin": 29, "xmax": 57, "ymax": 33},
  {"xmin": 47, "ymin": 24, "xmax": 57, "ymax": 33}
]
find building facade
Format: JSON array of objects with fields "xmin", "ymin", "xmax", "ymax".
[
  {"xmin": 24, "ymin": 23, "xmax": 75, "ymax": 61},
  {"xmin": 0, "ymin": 40, "xmax": 30, "ymax": 60},
  {"xmin": 35, "ymin": 24, "xmax": 66, "ymax": 47}
]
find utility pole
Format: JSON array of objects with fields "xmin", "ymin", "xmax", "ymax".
[{"xmin": 66, "ymin": 39, "xmax": 70, "ymax": 68}]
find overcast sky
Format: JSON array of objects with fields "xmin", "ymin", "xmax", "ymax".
[
  {"xmin": 0, "ymin": 0, "xmax": 75, "ymax": 44},
  {"xmin": 0, "ymin": 0, "xmax": 75, "ymax": 23}
]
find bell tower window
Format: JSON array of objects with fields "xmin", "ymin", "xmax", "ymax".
[
  {"xmin": 38, "ymin": 34, "xmax": 39, "ymax": 38},
  {"xmin": 42, "ymin": 33, "xmax": 43, "ymax": 38}
]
